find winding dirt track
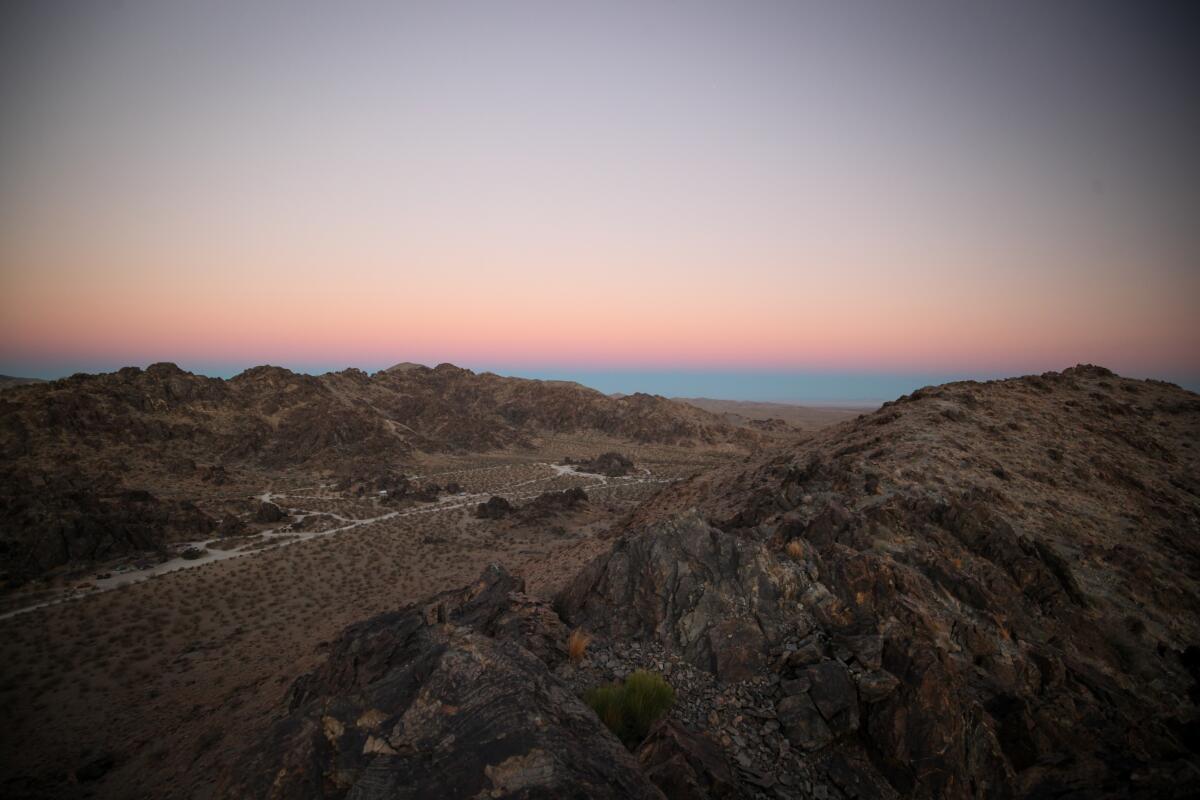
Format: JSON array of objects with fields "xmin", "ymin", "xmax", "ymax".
[{"xmin": 0, "ymin": 462, "xmax": 671, "ymax": 621}]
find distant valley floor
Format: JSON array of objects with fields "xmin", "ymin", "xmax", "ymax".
[{"xmin": 674, "ymin": 397, "xmax": 871, "ymax": 432}]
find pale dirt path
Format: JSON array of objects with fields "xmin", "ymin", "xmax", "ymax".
[{"xmin": 0, "ymin": 462, "xmax": 672, "ymax": 621}]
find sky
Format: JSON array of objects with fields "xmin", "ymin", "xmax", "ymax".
[{"xmin": 1, "ymin": 0, "xmax": 1197, "ymax": 401}]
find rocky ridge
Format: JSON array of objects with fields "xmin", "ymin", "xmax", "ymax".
[
  {"xmin": 592, "ymin": 365, "xmax": 1200, "ymax": 797},
  {"xmin": 220, "ymin": 366, "xmax": 1200, "ymax": 799},
  {"xmin": 15, "ymin": 364, "xmax": 1199, "ymax": 799},
  {"xmin": 0, "ymin": 362, "xmax": 756, "ymax": 582},
  {"xmin": 218, "ymin": 565, "xmax": 666, "ymax": 799}
]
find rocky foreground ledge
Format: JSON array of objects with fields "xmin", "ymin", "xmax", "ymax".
[
  {"xmin": 219, "ymin": 367, "xmax": 1200, "ymax": 799},
  {"xmin": 217, "ymin": 564, "xmax": 667, "ymax": 799}
]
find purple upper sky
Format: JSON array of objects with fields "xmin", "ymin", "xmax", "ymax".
[{"xmin": 1, "ymin": 1, "xmax": 1197, "ymax": 397}]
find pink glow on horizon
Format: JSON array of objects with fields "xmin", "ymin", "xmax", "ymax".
[{"xmin": 3, "ymin": 254, "xmax": 1196, "ymax": 377}]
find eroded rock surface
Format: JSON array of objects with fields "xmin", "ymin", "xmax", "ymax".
[
  {"xmin": 218, "ymin": 565, "xmax": 663, "ymax": 799},
  {"xmin": 558, "ymin": 513, "xmax": 808, "ymax": 684},
  {"xmin": 636, "ymin": 718, "xmax": 738, "ymax": 799},
  {"xmin": 589, "ymin": 366, "xmax": 1200, "ymax": 798},
  {"xmin": 0, "ymin": 471, "xmax": 215, "ymax": 583}
]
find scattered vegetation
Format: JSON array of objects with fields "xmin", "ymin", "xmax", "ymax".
[
  {"xmin": 583, "ymin": 670, "xmax": 674, "ymax": 747},
  {"xmin": 567, "ymin": 627, "xmax": 592, "ymax": 664}
]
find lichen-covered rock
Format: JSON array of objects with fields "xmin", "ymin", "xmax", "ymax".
[
  {"xmin": 776, "ymin": 694, "xmax": 833, "ymax": 752},
  {"xmin": 635, "ymin": 718, "xmax": 737, "ymax": 799},
  {"xmin": 557, "ymin": 512, "xmax": 808, "ymax": 682},
  {"xmin": 218, "ymin": 565, "xmax": 663, "ymax": 799}
]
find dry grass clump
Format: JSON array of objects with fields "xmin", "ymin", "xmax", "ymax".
[
  {"xmin": 583, "ymin": 670, "xmax": 674, "ymax": 748},
  {"xmin": 567, "ymin": 628, "xmax": 592, "ymax": 664},
  {"xmin": 785, "ymin": 539, "xmax": 805, "ymax": 560}
]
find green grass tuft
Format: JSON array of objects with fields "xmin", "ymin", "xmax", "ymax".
[{"xmin": 583, "ymin": 669, "xmax": 674, "ymax": 747}]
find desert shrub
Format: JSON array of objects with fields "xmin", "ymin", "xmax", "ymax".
[
  {"xmin": 567, "ymin": 628, "xmax": 592, "ymax": 664},
  {"xmin": 785, "ymin": 539, "xmax": 805, "ymax": 559},
  {"xmin": 583, "ymin": 670, "xmax": 674, "ymax": 748}
]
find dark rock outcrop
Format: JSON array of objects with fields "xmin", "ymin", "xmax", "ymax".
[
  {"xmin": 411, "ymin": 483, "xmax": 440, "ymax": 502},
  {"xmin": 218, "ymin": 565, "xmax": 663, "ymax": 799},
  {"xmin": 337, "ymin": 471, "xmax": 411, "ymax": 499},
  {"xmin": 254, "ymin": 502, "xmax": 286, "ymax": 523},
  {"xmin": 568, "ymin": 452, "xmax": 636, "ymax": 477},
  {"xmin": 635, "ymin": 718, "xmax": 738, "ymax": 799},
  {"xmin": 604, "ymin": 366, "xmax": 1200, "ymax": 798},
  {"xmin": 0, "ymin": 471, "xmax": 215, "ymax": 585},
  {"xmin": 216, "ymin": 513, "xmax": 245, "ymax": 536},
  {"xmin": 558, "ymin": 513, "xmax": 807, "ymax": 683},
  {"xmin": 197, "ymin": 464, "xmax": 230, "ymax": 485},
  {"xmin": 475, "ymin": 496, "xmax": 515, "ymax": 519}
]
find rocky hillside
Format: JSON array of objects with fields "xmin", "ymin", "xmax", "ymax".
[
  {"xmin": 592, "ymin": 365, "xmax": 1199, "ymax": 797},
  {"xmin": 0, "ymin": 362, "xmax": 753, "ymax": 475},
  {"xmin": 0, "ymin": 376, "xmax": 44, "ymax": 392},
  {"xmin": 219, "ymin": 565, "xmax": 666, "ymax": 799},
  {"xmin": 217, "ymin": 365, "xmax": 1200, "ymax": 799},
  {"xmin": 0, "ymin": 361, "xmax": 755, "ymax": 585}
]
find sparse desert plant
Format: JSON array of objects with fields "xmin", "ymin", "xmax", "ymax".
[
  {"xmin": 567, "ymin": 628, "xmax": 592, "ymax": 664},
  {"xmin": 785, "ymin": 539, "xmax": 805, "ymax": 560},
  {"xmin": 583, "ymin": 670, "xmax": 675, "ymax": 748}
]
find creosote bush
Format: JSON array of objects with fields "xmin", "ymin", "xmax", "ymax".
[{"xmin": 583, "ymin": 670, "xmax": 674, "ymax": 748}]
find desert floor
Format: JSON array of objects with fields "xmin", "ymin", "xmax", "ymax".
[
  {"xmin": 673, "ymin": 399, "xmax": 869, "ymax": 432},
  {"xmin": 0, "ymin": 437, "xmax": 746, "ymax": 799}
]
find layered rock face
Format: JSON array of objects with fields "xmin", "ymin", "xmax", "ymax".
[
  {"xmin": 0, "ymin": 471, "xmax": 215, "ymax": 581},
  {"xmin": 573, "ymin": 366, "xmax": 1200, "ymax": 798},
  {"xmin": 0, "ymin": 362, "xmax": 752, "ymax": 478},
  {"xmin": 218, "ymin": 565, "xmax": 664, "ymax": 799},
  {"xmin": 558, "ymin": 513, "xmax": 809, "ymax": 684}
]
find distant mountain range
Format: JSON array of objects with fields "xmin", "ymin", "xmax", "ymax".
[
  {"xmin": 0, "ymin": 361, "xmax": 757, "ymax": 475},
  {"xmin": 0, "ymin": 375, "xmax": 44, "ymax": 391}
]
